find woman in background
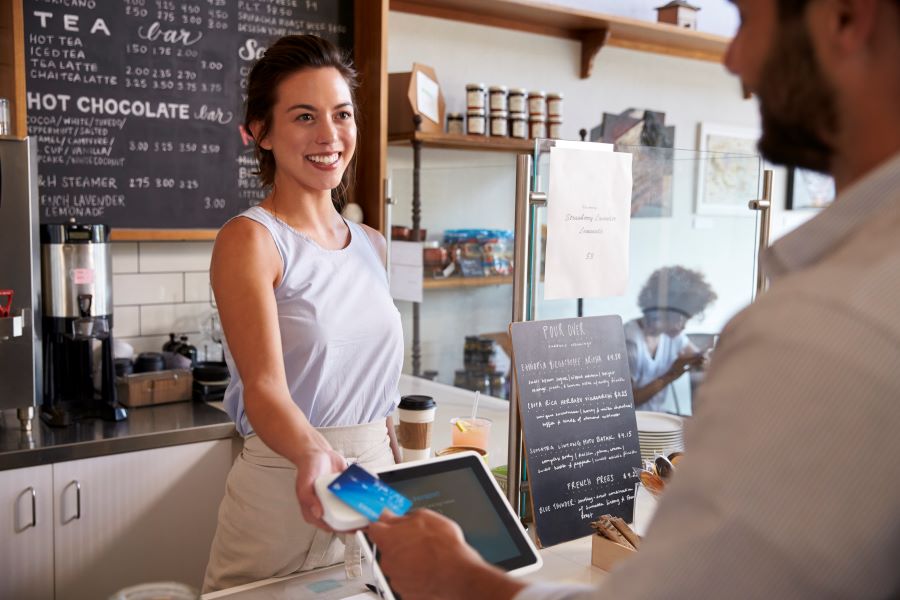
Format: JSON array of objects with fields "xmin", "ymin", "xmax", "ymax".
[
  {"xmin": 203, "ymin": 35, "xmax": 403, "ymax": 592},
  {"xmin": 625, "ymin": 266, "xmax": 717, "ymax": 413}
]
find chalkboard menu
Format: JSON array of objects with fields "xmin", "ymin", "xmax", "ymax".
[
  {"xmin": 511, "ymin": 315, "xmax": 641, "ymax": 547},
  {"xmin": 24, "ymin": 0, "xmax": 353, "ymax": 229}
]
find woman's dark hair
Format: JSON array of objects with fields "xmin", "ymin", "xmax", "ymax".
[
  {"xmin": 244, "ymin": 35, "xmax": 359, "ymax": 210},
  {"xmin": 638, "ymin": 266, "xmax": 717, "ymax": 319}
]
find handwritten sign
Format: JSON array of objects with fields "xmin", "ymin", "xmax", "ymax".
[
  {"xmin": 511, "ymin": 315, "xmax": 641, "ymax": 547},
  {"xmin": 24, "ymin": 0, "xmax": 353, "ymax": 229},
  {"xmin": 543, "ymin": 147, "xmax": 632, "ymax": 300}
]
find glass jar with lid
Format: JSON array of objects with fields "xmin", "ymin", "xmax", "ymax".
[
  {"xmin": 423, "ymin": 241, "xmax": 449, "ymax": 274},
  {"xmin": 446, "ymin": 112, "xmax": 465, "ymax": 135},
  {"xmin": 466, "ymin": 108, "xmax": 486, "ymax": 135},
  {"xmin": 510, "ymin": 112, "xmax": 528, "ymax": 139},
  {"xmin": 490, "ymin": 371, "xmax": 508, "ymax": 400},
  {"xmin": 490, "ymin": 111, "xmax": 508, "ymax": 137},
  {"xmin": 0, "ymin": 98, "xmax": 9, "ymax": 136},
  {"xmin": 549, "ymin": 117, "xmax": 563, "ymax": 139},
  {"xmin": 527, "ymin": 90, "xmax": 546, "ymax": 116},
  {"xmin": 488, "ymin": 85, "xmax": 508, "ymax": 112},
  {"xmin": 508, "ymin": 88, "xmax": 527, "ymax": 114},
  {"xmin": 466, "ymin": 83, "xmax": 487, "ymax": 110},
  {"xmin": 547, "ymin": 92, "xmax": 564, "ymax": 118},
  {"xmin": 529, "ymin": 114, "xmax": 547, "ymax": 139},
  {"xmin": 454, "ymin": 369, "xmax": 470, "ymax": 390}
]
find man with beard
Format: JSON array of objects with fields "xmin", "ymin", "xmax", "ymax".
[{"xmin": 366, "ymin": 0, "xmax": 900, "ymax": 598}]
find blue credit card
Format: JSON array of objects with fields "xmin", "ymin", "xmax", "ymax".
[{"xmin": 327, "ymin": 463, "xmax": 412, "ymax": 521}]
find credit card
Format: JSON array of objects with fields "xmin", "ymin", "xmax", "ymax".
[{"xmin": 327, "ymin": 463, "xmax": 412, "ymax": 521}]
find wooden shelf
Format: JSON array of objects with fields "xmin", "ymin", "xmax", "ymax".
[
  {"xmin": 110, "ymin": 229, "xmax": 218, "ymax": 242},
  {"xmin": 390, "ymin": 0, "xmax": 730, "ymax": 78},
  {"xmin": 389, "ymin": 131, "xmax": 535, "ymax": 153},
  {"xmin": 424, "ymin": 275, "xmax": 513, "ymax": 289}
]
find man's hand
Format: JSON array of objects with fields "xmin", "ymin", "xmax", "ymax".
[
  {"xmin": 293, "ymin": 445, "xmax": 347, "ymax": 531},
  {"xmin": 367, "ymin": 510, "xmax": 526, "ymax": 600}
]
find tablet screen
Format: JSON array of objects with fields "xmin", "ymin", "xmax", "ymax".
[{"xmin": 377, "ymin": 454, "xmax": 538, "ymax": 572}]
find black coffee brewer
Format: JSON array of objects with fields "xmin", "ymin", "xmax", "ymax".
[{"xmin": 40, "ymin": 222, "xmax": 127, "ymax": 427}]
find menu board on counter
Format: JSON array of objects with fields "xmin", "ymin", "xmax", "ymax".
[
  {"xmin": 24, "ymin": 0, "xmax": 353, "ymax": 229},
  {"xmin": 511, "ymin": 315, "xmax": 641, "ymax": 547}
]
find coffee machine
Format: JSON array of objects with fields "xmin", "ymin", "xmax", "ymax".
[
  {"xmin": 41, "ymin": 221, "xmax": 127, "ymax": 426},
  {"xmin": 0, "ymin": 136, "xmax": 42, "ymax": 431}
]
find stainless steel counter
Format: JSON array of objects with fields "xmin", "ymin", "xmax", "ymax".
[{"xmin": 0, "ymin": 401, "xmax": 236, "ymax": 471}]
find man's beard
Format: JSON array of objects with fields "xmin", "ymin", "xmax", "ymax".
[{"xmin": 755, "ymin": 15, "xmax": 838, "ymax": 173}]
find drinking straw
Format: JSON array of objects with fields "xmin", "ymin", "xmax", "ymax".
[{"xmin": 471, "ymin": 390, "xmax": 480, "ymax": 421}]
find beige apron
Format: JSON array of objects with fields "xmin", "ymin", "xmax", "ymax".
[{"xmin": 202, "ymin": 419, "xmax": 394, "ymax": 593}]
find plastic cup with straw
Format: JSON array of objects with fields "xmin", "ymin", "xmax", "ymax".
[{"xmin": 451, "ymin": 391, "xmax": 491, "ymax": 452}]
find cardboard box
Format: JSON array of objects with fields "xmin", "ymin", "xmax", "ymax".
[
  {"xmin": 388, "ymin": 63, "xmax": 445, "ymax": 137},
  {"xmin": 117, "ymin": 369, "xmax": 192, "ymax": 407},
  {"xmin": 591, "ymin": 533, "xmax": 638, "ymax": 571}
]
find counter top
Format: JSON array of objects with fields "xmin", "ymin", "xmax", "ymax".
[
  {"xmin": 0, "ymin": 375, "xmax": 486, "ymax": 472},
  {"xmin": 203, "ymin": 487, "xmax": 660, "ymax": 600},
  {"xmin": 203, "ymin": 537, "xmax": 606, "ymax": 600},
  {"xmin": 0, "ymin": 401, "xmax": 235, "ymax": 471}
]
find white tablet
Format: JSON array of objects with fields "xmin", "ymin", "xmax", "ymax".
[{"xmin": 358, "ymin": 452, "xmax": 542, "ymax": 599}]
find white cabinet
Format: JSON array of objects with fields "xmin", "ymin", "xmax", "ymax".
[
  {"xmin": 0, "ymin": 438, "xmax": 235, "ymax": 600},
  {"xmin": 0, "ymin": 464, "xmax": 55, "ymax": 600}
]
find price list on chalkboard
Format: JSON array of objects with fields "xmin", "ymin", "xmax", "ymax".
[
  {"xmin": 511, "ymin": 315, "xmax": 641, "ymax": 547},
  {"xmin": 24, "ymin": 0, "xmax": 353, "ymax": 229}
]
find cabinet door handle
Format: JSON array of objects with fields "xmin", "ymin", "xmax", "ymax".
[
  {"xmin": 64, "ymin": 480, "xmax": 82, "ymax": 522},
  {"xmin": 28, "ymin": 486, "xmax": 36, "ymax": 528},
  {"xmin": 74, "ymin": 480, "xmax": 81, "ymax": 520},
  {"xmin": 18, "ymin": 486, "xmax": 37, "ymax": 529}
]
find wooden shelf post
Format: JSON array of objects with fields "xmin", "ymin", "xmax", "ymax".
[{"xmin": 0, "ymin": 0, "xmax": 27, "ymax": 139}]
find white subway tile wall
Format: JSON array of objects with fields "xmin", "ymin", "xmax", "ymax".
[
  {"xmin": 140, "ymin": 302, "xmax": 212, "ymax": 336},
  {"xmin": 139, "ymin": 241, "xmax": 214, "ymax": 273},
  {"xmin": 111, "ymin": 242, "xmax": 215, "ymax": 357},
  {"xmin": 113, "ymin": 306, "xmax": 141, "ymax": 338},
  {"xmin": 111, "ymin": 242, "xmax": 138, "ymax": 273},
  {"xmin": 184, "ymin": 272, "xmax": 213, "ymax": 303},
  {"xmin": 113, "ymin": 273, "xmax": 184, "ymax": 305}
]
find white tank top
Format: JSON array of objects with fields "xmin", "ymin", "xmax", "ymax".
[{"xmin": 222, "ymin": 206, "xmax": 404, "ymax": 436}]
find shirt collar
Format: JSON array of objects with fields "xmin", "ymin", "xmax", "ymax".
[{"xmin": 764, "ymin": 151, "xmax": 900, "ymax": 280}]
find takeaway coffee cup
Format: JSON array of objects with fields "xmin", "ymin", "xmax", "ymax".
[{"xmin": 397, "ymin": 395, "xmax": 436, "ymax": 462}]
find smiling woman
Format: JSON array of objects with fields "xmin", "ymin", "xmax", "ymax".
[
  {"xmin": 245, "ymin": 35, "xmax": 359, "ymax": 212},
  {"xmin": 202, "ymin": 36, "xmax": 404, "ymax": 593}
]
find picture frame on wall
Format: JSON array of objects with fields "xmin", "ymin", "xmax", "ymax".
[
  {"xmin": 695, "ymin": 122, "xmax": 762, "ymax": 216},
  {"xmin": 786, "ymin": 167, "xmax": 835, "ymax": 209}
]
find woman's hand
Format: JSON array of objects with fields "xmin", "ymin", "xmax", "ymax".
[
  {"xmin": 293, "ymin": 444, "xmax": 347, "ymax": 531},
  {"xmin": 669, "ymin": 352, "xmax": 705, "ymax": 377}
]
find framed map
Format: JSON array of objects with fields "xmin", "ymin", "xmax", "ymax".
[
  {"xmin": 695, "ymin": 123, "xmax": 761, "ymax": 215},
  {"xmin": 787, "ymin": 168, "xmax": 835, "ymax": 209}
]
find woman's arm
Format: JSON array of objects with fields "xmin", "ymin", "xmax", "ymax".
[
  {"xmin": 632, "ymin": 369, "xmax": 681, "ymax": 406},
  {"xmin": 632, "ymin": 354, "xmax": 705, "ymax": 406},
  {"xmin": 385, "ymin": 415, "xmax": 402, "ymax": 463},
  {"xmin": 211, "ymin": 218, "xmax": 345, "ymax": 529}
]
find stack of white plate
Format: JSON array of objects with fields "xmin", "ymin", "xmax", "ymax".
[{"xmin": 635, "ymin": 412, "xmax": 684, "ymax": 461}]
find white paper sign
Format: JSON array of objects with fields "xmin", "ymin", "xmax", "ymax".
[
  {"xmin": 415, "ymin": 71, "xmax": 440, "ymax": 124},
  {"xmin": 553, "ymin": 140, "xmax": 614, "ymax": 152},
  {"xmin": 390, "ymin": 241, "xmax": 423, "ymax": 303},
  {"xmin": 544, "ymin": 147, "xmax": 633, "ymax": 300}
]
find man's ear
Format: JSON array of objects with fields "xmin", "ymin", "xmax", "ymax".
[
  {"xmin": 813, "ymin": 0, "xmax": 878, "ymax": 54},
  {"xmin": 249, "ymin": 120, "xmax": 272, "ymax": 151}
]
